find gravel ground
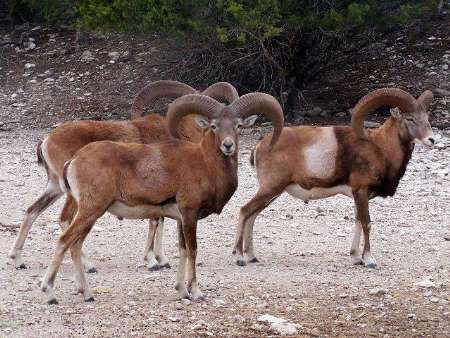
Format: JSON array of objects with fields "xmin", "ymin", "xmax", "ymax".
[{"xmin": 0, "ymin": 126, "xmax": 449, "ymax": 337}]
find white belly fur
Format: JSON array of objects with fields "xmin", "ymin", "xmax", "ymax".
[
  {"xmin": 108, "ymin": 202, "xmax": 150, "ymax": 219},
  {"xmin": 285, "ymin": 184, "xmax": 352, "ymax": 201},
  {"xmin": 107, "ymin": 201, "xmax": 182, "ymax": 220}
]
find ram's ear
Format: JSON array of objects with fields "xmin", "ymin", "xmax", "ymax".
[
  {"xmin": 241, "ymin": 115, "xmax": 258, "ymax": 127},
  {"xmin": 194, "ymin": 115, "xmax": 211, "ymax": 129},
  {"xmin": 390, "ymin": 107, "xmax": 402, "ymax": 120}
]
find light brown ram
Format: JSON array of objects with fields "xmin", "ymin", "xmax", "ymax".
[
  {"xmin": 40, "ymin": 92, "xmax": 284, "ymax": 303},
  {"xmin": 233, "ymin": 88, "xmax": 434, "ymax": 268},
  {"xmin": 9, "ymin": 80, "xmax": 239, "ymax": 272}
]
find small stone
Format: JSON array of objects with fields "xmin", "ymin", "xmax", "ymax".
[
  {"xmin": 430, "ymin": 297, "xmax": 439, "ymax": 303},
  {"xmin": 81, "ymin": 50, "xmax": 94, "ymax": 62},
  {"xmin": 339, "ymin": 293, "xmax": 349, "ymax": 298},
  {"xmin": 417, "ymin": 278, "xmax": 435, "ymax": 288},
  {"xmin": 44, "ymin": 77, "xmax": 54, "ymax": 83},
  {"xmin": 443, "ymin": 64, "xmax": 449, "ymax": 70},
  {"xmin": 434, "ymin": 88, "xmax": 450, "ymax": 97},
  {"xmin": 168, "ymin": 316, "xmax": 179, "ymax": 322},
  {"xmin": 214, "ymin": 299, "xmax": 226, "ymax": 306},
  {"xmin": 109, "ymin": 51, "xmax": 120, "ymax": 59},
  {"xmin": 25, "ymin": 63, "xmax": 35, "ymax": 69},
  {"xmin": 368, "ymin": 288, "xmax": 388, "ymax": 296},
  {"xmin": 407, "ymin": 313, "xmax": 416, "ymax": 319},
  {"xmin": 191, "ymin": 319, "xmax": 207, "ymax": 330}
]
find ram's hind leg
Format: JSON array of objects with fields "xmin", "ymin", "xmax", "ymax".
[
  {"xmin": 10, "ymin": 176, "xmax": 62, "ymax": 269},
  {"xmin": 233, "ymin": 186, "xmax": 283, "ymax": 266},
  {"xmin": 41, "ymin": 201, "xmax": 107, "ymax": 304},
  {"xmin": 144, "ymin": 218, "xmax": 160, "ymax": 271},
  {"xmin": 59, "ymin": 194, "xmax": 97, "ymax": 273}
]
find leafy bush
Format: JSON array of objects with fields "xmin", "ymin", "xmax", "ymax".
[{"xmin": 8, "ymin": 0, "xmax": 442, "ymax": 119}]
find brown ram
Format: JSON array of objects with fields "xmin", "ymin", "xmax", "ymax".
[{"xmin": 233, "ymin": 88, "xmax": 434, "ymax": 268}]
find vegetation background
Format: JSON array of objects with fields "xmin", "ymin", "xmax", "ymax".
[{"xmin": 2, "ymin": 0, "xmax": 448, "ymax": 121}]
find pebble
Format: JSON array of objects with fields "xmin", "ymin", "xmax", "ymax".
[
  {"xmin": 24, "ymin": 63, "xmax": 35, "ymax": 69},
  {"xmin": 417, "ymin": 278, "xmax": 435, "ymax": 288},
  {"xmin": 191, "ymin": 319, "xmax": 208, "ymax": 330},
  {"xmin": 368, "ymin": 288, "xmax": 388, "ymax": 296},
  {"xmin": 81, "ymin": 50, "xmax": 95, "ymax": 62},
  {"xmin": 257, "ymin": 315, "xmax": 302, "ymax": 336}
]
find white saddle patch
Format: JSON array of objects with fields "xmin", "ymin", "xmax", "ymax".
[
  {"xmin": 303, "ymin": 127, "xmax": 337, "ymax": 179},
  {"xmin": 285, "ymin": 184, "xmax": 352, "ymax": 201}
]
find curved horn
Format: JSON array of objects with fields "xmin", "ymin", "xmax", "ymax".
[
  {"xmin": 166, "ymin": 94, "xmax": 224, "ymax": 139},
  {"xmin": 201, "ymin": 82, "xmax": 239, "ymax": 104},
  {"xmin": 417, "ymin": 90, "xmax": 434, "ymax": 110},
  {"xmin": 351, "ymin": 88, "xmax": 417, "ymax": 139},
  {"xmin": 230, "ymin": 92, "xmax": 284, "ymax": 149},
  {"xmin": 131, "ymin": 80, "xmax": 197, "ymax": 119}
]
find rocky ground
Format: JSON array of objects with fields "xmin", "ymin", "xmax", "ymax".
[
  {"xmin": 0, "ymin": 126, "xmax": 449, "ymax": 337},
  {"xmin": 0, "ymin": 13, "xmax": 449, "ymax": 338}
]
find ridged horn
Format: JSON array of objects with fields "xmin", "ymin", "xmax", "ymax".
[
  {"xmin": 351, "ymin": 88, "xmax": 417, "ymax": 139},
  {"xmin": 131, "ymin": 80, "xmax": 197, "ymax": 119},
  {"xmin": 201, "ymin": 82, "xmax": 239, "ymax": 104},
  {"xmin": 166, "ymin": 94, "xmax": 224, "ymax": 139},
  {"xmin": 230, "ymin": 92, "xmax": 284, "ymax": 149},
  {"xmin": 417, "ymin": 90, "xmax": 434, "ymax": 110}
]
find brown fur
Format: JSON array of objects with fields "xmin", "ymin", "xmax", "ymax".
[
  {"xmin": 234, "ymin": 89, "xmax": 434, "ymax": 268},
  {"xmin": 39, "ymin": 92, "xmax": 283, "ymax": 303}
]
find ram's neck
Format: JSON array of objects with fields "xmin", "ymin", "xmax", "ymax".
[
  {"xmin": 368, "ymin": 117, "xmax": 414, "ymax": 195},
  {"xmin": 200, "ymin": 131, "xmax": 239, "ymax": 213}
]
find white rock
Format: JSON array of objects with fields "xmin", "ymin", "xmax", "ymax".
[
  {"xmin": 257, "ymin": 314, "xmax": 302, "ymax": 336},
  {"xmin": 191, "ymin": 319, "xmax": 207, "ymax": 330},
  {"xmin": 417, "ymin": 278, "xmax": 435, "ymax": 288},
  {"xmin": 81, "ymin": 50, "xmax": 94, "ymax": 62},
  {"xmin": 214, "ymin": 299, "xmax": 226, "ymax": 306},
  {"xmin": 168, "ymin": 316, "xmax": 179, "ymax": 322},
  {"xmin": 25, "ymin": 63, "xmax": 35, "ymax": 69},
  {"xmin": 108, "ymin": 51, "xmax": 120, "ymax": 59},
  {"xmin": 368, "ymin": 288, "xmax": 388, "ymax": 296}
]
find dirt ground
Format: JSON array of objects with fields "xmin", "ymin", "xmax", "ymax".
[{"xmin": 0, "ymin": 125, "xmax": 449, "ymax": 337}]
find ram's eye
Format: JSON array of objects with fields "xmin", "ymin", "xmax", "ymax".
[
  {"xmin": 236, "ymin": 123, "xmax": 243, "ymax": 129},
  {"xmin": 406, "ymin": 118, "xmax": 415, "ymax": 123},
  {"xmin": 211, "ymin": 124, "xmax": 218, "ymax": 131}
]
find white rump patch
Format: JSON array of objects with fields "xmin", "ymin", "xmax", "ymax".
[
  {"xmin": 285, "ymin": 184, "xmax": 352, "ymax": 201},
  {"xmin": 303, "ymin": 127, "xmax": 337, "ymax": 179}
]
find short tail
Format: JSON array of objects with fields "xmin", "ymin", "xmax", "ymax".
[
  {"xmin": 62, "ymin": 161, "xmax": 71, "ymax": 192},
  {"xmin": 249, "ymin": 146, "xmax": 255, "ymax": 167},
  {"xmin": 36, "ymin": 141, "xmax": 44, "ymax": 166},
  {"xmin": 36, "ymin": 140, "xmax": 50, "ymax": 176}
]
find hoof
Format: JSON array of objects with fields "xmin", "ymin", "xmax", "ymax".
[
  {"xmin": 191, "ymin": 293, "xmax": 205, "ymax": 301},
  {"xmin": 148, "ymin": 264, "xmax": 161, "ymax": 272},
  {"xmin": 16, "ymin": 263, "xmax": 27, "ymax": 270},
  {"xmin": 236, "ymin": 259, "xmax": 246, "ymax": 267},
  {"xmin": 365, "ymin": 262, "xmax": 377, "ymax": 269},
  {"xmin": 85, "ymin": 297, "xmax": 95, "ymax": 302},
  {"xmin": 161, "ymin": 263, "xmax": 171, "ymax": 269},
  {"xmin": 248, "ymin": 257, "xmax": 259, "ymax": 263},
  {"xmin": 351, "ymin": 257, "xmax": 364, "ymax": 265},
  {"xmin": 86, "ymin": 267, "xmax": 98, "ymax": 274},
  {"xmin": 48, "ymin": 299, "xmax": 58, "ymax": 305}
]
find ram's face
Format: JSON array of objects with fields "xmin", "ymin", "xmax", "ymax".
[{"xmin": 195, "ymin": 114, "xmax": 258, "ymax": 156}]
